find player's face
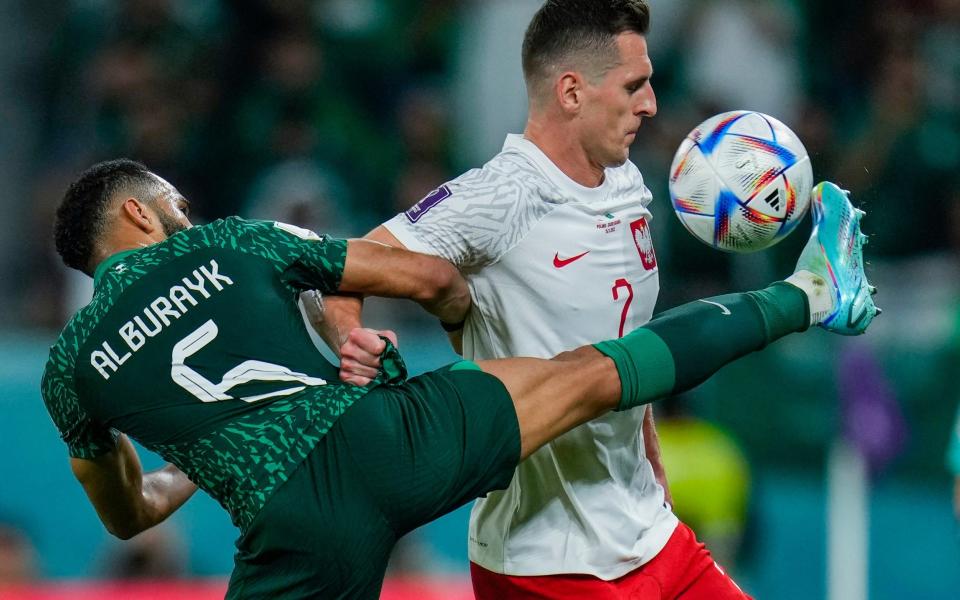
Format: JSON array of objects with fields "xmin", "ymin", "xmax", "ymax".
[
  {"xmin": 579, "ymin": 32, "xmax": 656, "ymax": 168},
  {"xmin": 149, "ymin": 174, "xmax": 192, "ymax": 237}
]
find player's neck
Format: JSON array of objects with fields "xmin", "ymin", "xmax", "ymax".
[
  {"xmin": 92, "ymin": 228, "xmax": 164, "ymax": 272},
  {"xmin": 524, "ymin": 120, "xmax": 605, "ymax": 188}
]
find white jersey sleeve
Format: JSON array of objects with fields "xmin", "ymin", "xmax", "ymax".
[{"xmin": 383, "ymin": 158, "xmax": 554, "ymax": 269}]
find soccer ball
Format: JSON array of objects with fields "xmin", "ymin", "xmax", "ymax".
[{"xmin": 668, "ymin": 110, "xmax": 813, "ymax": 252}]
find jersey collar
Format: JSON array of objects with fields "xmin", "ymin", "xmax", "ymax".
[
  {"xmin": 501, "ymin": 134, "xmax": 613, "ymax": 204},
  {"xmin": 93, "ymin": 249, "xmax": 141, "ymax": 287}
]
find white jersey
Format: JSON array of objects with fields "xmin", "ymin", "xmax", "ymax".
[{"xmin": 384, "ymin": 134, "xmax": 678, "ymax": 579}]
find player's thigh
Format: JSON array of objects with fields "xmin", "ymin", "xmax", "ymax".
[
  {"xmin": 476, "ymin": 350, "xmax": 619, "ymax": 459},
  {"xmin": 646, "ymin": 523, "xmax": 751, "ymax": 600},
  {"xmin": 675, "ymin": 560, "xmax": 752, "ymax": 600},
  {"xmin": 336, "ymin": 364, "xmax": 520, "ymax": 534},
  {"xmin": 227, "ymin": 430, "xmax": 395, "ymax": 599}
]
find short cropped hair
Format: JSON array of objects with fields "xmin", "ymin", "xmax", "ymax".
[
  {"xmin": 55, "ymin": 159, "xmax": 159, "ymax": 275},
  {"xmin": 522, "ymin": 0, "xmax": 650, "ymax": 102}
]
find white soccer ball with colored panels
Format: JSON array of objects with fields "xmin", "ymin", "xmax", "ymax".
[{"xmin": 668, "ymin": 110, "xmax": 813, "ymax": 252}]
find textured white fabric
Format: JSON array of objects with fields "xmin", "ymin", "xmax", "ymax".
[{"xmin": 385, "ymin": 134, "xmax": 678, "ymax": 579}]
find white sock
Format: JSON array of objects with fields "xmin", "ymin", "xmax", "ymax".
[{"xmin": 785, "ymin": 270, "xmax": 835, "ymax": 325}]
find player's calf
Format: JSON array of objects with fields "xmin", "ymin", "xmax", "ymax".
[{"xmin": 597, "ymin": 183, "xmax": 879, "ymax": 411}]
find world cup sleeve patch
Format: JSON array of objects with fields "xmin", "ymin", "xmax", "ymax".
[
  {"xmin": 630, "ymin": 218, "xmax": 657, "ymax": 270},
  {"xmin": 405, "ymin": 184, "xmax": 452, "ymax": 223}
]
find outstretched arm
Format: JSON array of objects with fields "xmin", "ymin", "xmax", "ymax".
[
  {"xmin": 70, "ymin": 434, "xmax": 197, "ymax": 540},
  {"xmin": 302, "ymin": 225, "xmax": 410, "ymax": 351},
  {"xmin": 364, "ymin": 226, "xmax": 465, "ymax": 352},
  {"xmin": 337, "ymin": 238, "xmax": 470, "ymax": 328},
  {"xmin": 305, "ymin": 237, "xmax": 470, "ymax": 384}
]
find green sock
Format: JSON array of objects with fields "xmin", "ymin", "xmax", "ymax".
[{"xmin": 595, "ymin": 282, "xmax": 809, "ymax": 411}]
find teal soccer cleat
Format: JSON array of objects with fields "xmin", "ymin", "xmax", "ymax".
[{"xmin": 791, "ymin": 181, "xmax": 880, "ymax": 335}]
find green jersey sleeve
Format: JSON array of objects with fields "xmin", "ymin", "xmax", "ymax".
[
  {"xmin": 41, "ymin": 349, "xmax": 119, "ymax": 459},
  {"xmin": 216, "ymin": 218, "xmax": 348, "ymax": 294}
]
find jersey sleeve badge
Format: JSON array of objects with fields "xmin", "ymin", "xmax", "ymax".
[{"xmin": 405, "ymin": 185, "xmax": 452, "ymax": 223}]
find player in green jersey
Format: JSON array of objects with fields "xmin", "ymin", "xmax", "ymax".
[{"xmin": 42, "ymin": 159, "xmax": 877, "ymax": 598}]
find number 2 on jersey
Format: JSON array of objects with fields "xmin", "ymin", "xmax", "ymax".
[{"xmin": 611, "ymin": 278, "xmax": 634, "ymax": 338}]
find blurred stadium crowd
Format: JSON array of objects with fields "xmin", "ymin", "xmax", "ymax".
[
  {"xmin": 12, "ymin": 0, "xmax": 462, "ymax": 328},
  {"xmin": 1, "ymin": 0, "xmax": 959, "ymax": 596},
  {"xmin": 4, "ymin": 0, "xmax": 958, "ymax": 328}
]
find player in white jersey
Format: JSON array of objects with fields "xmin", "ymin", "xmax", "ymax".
[
  {"xmin": 382, "ymin": 133, "xmax": 676, "ymax": 577},
  {"xmin": 324, "ymin": 1, "xmax": 751, "ymax": 598}
]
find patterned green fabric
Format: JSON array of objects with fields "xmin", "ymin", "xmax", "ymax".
[{"xmin": 41, "ymin": 217, "xmax": 406, "ymax": 530}]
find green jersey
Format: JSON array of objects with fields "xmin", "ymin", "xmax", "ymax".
[{"xmin": 41, "ymin": 217, "xmax": 401, "ymax": 530}]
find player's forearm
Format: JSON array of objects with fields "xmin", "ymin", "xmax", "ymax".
[
  {"xmin": 340, "ymin": 239, "xmax": 471, "ymax": 324},
  {"xmin": 303, "ymin": 292, "xmax": 364, "ymax": 358},
  {"xmin": 74, "ymin": 436, "xmax": 197, "ymax": 540},
  {"xmin": 364, "ymin": 225, "xmax": 470, "ymax": 326},
  {"xmin": 111, "ymin": 464, "xmax": 196, "ymax": 539},
  {"xmin": 139, "ymin": 464, "xmax": 198, "ymax": 531},
  {"xmin": 416, "ymin": 269, "xmax": 471, "ymax": 325}
]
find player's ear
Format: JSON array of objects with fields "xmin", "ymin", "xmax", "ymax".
[
  {"xmin": 120, "ymin": 198, "xmax": 156, "ymax": 233},
  {"xmin": 556, "ymin": 71, "xmax": 583, "ymax": 113}
]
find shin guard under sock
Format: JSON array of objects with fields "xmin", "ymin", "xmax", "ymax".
[{"xmin": 595, "ymin": 282, "xmax": 809, "ymax": 410}]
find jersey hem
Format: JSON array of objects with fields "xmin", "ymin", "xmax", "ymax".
[{"xmin": 468, "ymin": 514, "xmax": 679, "ymax": 580}]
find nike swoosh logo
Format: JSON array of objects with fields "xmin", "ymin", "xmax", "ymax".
[
  {"xmin": 553, "ymin": 251, "xmax": 590, "ymax": 268},
  {"xmin": 699, "ymin": 299, "xmax": 731, "ymax": 315}
]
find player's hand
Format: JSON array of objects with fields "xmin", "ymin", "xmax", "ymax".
[{"xmin": 339, "ymin": 328, "xmax": 399, "ymax": 386}]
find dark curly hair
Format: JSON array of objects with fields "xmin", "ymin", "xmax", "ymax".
[
  {"xmin": 522, "ymin": 0, "xmax": 650, "ymax": 100},
  {"xmin": 55, "ymin": 159, "xmax": 159, "ymax": 275}
]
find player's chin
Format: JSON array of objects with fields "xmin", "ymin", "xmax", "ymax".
[{"xmin": 606, "ymin": 149, "xmax": 630, "ymax": 167}]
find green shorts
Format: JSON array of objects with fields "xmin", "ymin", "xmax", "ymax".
[{"xmin": 226, "ymin": 363, "xmax": 519, "ymax": 599}]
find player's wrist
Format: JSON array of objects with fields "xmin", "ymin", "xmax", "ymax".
[{"xmin": 440, "ymin": 319, "xmax": 465, "ymax": 332}]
